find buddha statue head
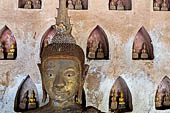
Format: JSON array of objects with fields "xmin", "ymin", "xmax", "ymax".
[{"xmin": 38, "ymin": 23, "xmax": 87, "ymax": 106}]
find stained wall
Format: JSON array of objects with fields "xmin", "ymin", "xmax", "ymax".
[{"xmin": 0, "ymin": 0, "xmax": 170, "ymax": 113}]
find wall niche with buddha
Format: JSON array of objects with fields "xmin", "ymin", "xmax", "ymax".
[
  {"xmin": 66, "ymin": 0, "xmax": 88, "ymax": 10},
  {"xmin": 0, "ymin": 26, "xmax": 17, "ymax": 60},
  {"xmin": 154, "ymin": 0, "xmax": 170, "ymax": 11},
  {"xmin": 18, "ymin": 0, "xmax": 41, "ymax": 9},
  {"xmin": 86, "ymin": 25, "xmax": 109, "ymax": 60},
  {"xmin": 132, "ymin": 26, "xmax": 154, "ymax": 60},
  {"xmin": 155, "ymin": 76, "xmax": 170, "ymax": 110},
  {"xmin": 14, "ymin": 75, "xmax": 39, "ymax": 112},
  {"xmin": 109, "ymin": 0, "xmax": 132, "ymax": 10},
  {"xmin": 109, "ymin": 76, "xmax": 133, "ymax": 112},
  {"xmin": 40, "ymin": 26, "xmax": 56, "ymax": 56}
]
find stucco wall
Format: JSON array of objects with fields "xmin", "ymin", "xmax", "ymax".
[{"xmin": 0, "ymin": 0, "xmax": 170, "ymax": 113}]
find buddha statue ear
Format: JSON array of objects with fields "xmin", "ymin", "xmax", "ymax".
[
  {"xmin": 37, "ymin": 64, "xmax": 47, "ymax": 103},
  {"xmin": 77, "ymin": 64, "xmax": 89, "ymax": 104}
]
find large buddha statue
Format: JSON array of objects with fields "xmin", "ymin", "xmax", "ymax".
[{"xmin": 21, "ymin": 0, "xmax": 100, "ymax": 113}]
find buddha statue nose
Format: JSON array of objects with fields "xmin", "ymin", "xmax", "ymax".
[{"xmin": 54, "ymin": 75, "xmax": 66, "ymax": 89}]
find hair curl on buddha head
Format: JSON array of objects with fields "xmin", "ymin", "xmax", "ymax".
[{"xmin": 41, "ymin": 43, "xmax": 85, "ymax": 67}]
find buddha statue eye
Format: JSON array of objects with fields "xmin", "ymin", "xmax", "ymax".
[
  {"xmin": 66, "ymin": 73, "xmax": 74, "ymax": 77},
  {"xmin": 48, "ymin": 73, "xmax": 54, "ymax": 77}
]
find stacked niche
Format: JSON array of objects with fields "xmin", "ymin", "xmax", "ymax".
[
  {"xmin": 132, "ymin": 26, "xmax": 154, "ymax": 60},
  {"xmin": 66, "ymin": 0, "xmax": 88, "ymax": 10},
  {"xmin": 155, "ymin": 76, "xmax": 170, "ymax": 110},
  {"xmin": 109, "ymin": 76, "xmax": 133, "ymax": 112},
  {"xmin": 14, "ymin": 75, "xmax": 39, "ymax": 112},
  {"xmin": 109, "ymin": 0, "xmax": 132, "ymax": 10},
  {"xmin": 0, "ymin": 26, "xmax": 17, "ymax": 60},
  {"xmin": 153, "ymin": 0, "xmax": 170, "ymax": 11},
  {"xmin": 86, "ymin": 25, "xmax": 109, "ymax": 60},
  {"xmin": 40, "ymin": 26, "xmax": 56, "ymax": 56},
  {"xmin": 18, "ymin": 0, "xmax": 41, "ymax": 9}
]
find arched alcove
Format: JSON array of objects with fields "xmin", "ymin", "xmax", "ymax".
[
  {"xmin": 40, "ymin": 26, "xmax": 56, "ymax": 56},
  {"xmin": 66, "ymin": 0, "xmax": 88, "ymax": 10},
  {"xmin": 132, "ymin": 26, "xmax": 154, "ymax": 60},
  {"xmin": 153, "ymin": 0, "xmax": 170, "ymax": 11},
  {"xmin": 14, "ymin": 75, "xmax": 39, "ymax": 112},
  {"xmin": 86, "ymin": 25, "xmax": 109, "ymax": 60},
  {"xmin": 109, "ymin": 76, "xmax": 133, "ymax": 112},
  {"xmin": 0, "ymin": 26, "xmax": 17, "ymax": 60},
  {"xmin": 155, "ymin": 76, "xmax": 170, "ymax": 110},
  {"xmin": 18, "ymin": 0, "xmax": 42, "ymax": 9},
  {"xmin": 109, "ymin": 0, "xmax": 132, "ymax": 10}
]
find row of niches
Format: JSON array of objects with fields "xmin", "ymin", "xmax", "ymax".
[
  {"xmin": 14, "ymin": 75, "xmax": 170, "ymax": 112},
  {"xmin": 0, "ymin": 25, "xmax": 154, "ymax": 61}
]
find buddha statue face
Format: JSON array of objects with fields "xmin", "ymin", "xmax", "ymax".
[{"xmin": 41, "ymin": 57, "xmax": 81, "ymax": 102}]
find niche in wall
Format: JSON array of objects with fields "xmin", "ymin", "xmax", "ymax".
[
  {"xmin": 66, "ymin": 0, "xmax": 88, "ymax": 10},
  {"xmin": 132, "ymin": 26, "xmax": 154, "ymax": 60},
  {"xmin": 40, "ymin": 26, "xmax": 56, "ymax": 56},
  {"xmin": 14, "ymin": 75, "xmax": 39, "ymax": 112},
  {"xmin": 18, "ymin": 0, "xmax": 41, "ymax": 9},
  {"xmin": 109, "ymin": 76, "xmax": 133, "ymax": 112},
  {"xmin": 109, "ymin": 0, "xmax": 132, "ymax": 10},
  {"xmin": 153, "ymin": 0, "xmax": 170, "ymax": 11},
  {"xmin": 86, "ymin": 25, "xmax": 109, "ymax": 60},
  {"xmin": 155, "ymin": 76, "xmax": 170, "ymax": 110},
  {"xmin": 0, "ymin": 26, "xmax": 17, "ymax": 60}
]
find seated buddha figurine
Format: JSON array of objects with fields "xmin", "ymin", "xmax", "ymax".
[
  {"xmin": 117, "ymin": 0, "xmax": 124, "ymax": 10},
  {"xmin": 21, "ymin": 0, "xmax": 101, "ymax": 112},
  {"xmin": 110, "ymin": 0, "xmax": 116, "ymax": 10},
  {"xmin": 88, "ymin": 41, "xmax": 96, "ymax": 59},
  {"xmin": 75, "ymin": 0, "xmax": 83, "ymax": 10},
  {"xmin": 132, "ymin": 43, "xmax": 139, "ymax": 59},
  {"xmin": 155, "ymin": 90, "xmax": 162, "ymax": 108},
  {"xmin": 110, "ymin": 90, "xmax": 118, "ymax": 111},
  {"xmin": 24, "ymin": 0, "xmax": 32, "ymax": 9},
  {"xmin": 96, "ymin": 42, "xmax": 104, "ymax": 59},
  {"xmin": 68, "ymin": 0, "xmax": 74, "ymax": 9},
  {"xmin": 33, "ymin": 0, "xmax": 41, "ymax": 9},
  {"xmin": 118, "ymin": 91, "xmax": 126, "ymax": 110},
  {"xmin": 163, "ymin": 90, "xmax": 170, "ymax": 107},
  {"xmin": 28, "ymin": 90, "xmax": 37, "ymax": 110},
  {"xmin": 0, "ymin": 42, "xmax": 4, "ymax": 60},
  {"xmin": 161, "ymin": 0, "xmax": 168, "ymax": 11},
  {"xmin": 19, "ymin": 91, "xmax": 29, "ymax": 110},
  {"xmin": 7, "ymin": 44, "xmax": 15, "ymax": 59},
  {"xmin": 154, "ymin": 1, "xmax": 160, "ymax": 11},
  {"xmin": 141, "ymin": 43, "xmax": 149, "ymax": 59}
]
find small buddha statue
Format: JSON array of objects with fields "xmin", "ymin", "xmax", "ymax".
[
  {"xmin": 19, "ymin": 91, "xmax": 29, "ymax": 110},
  {"xmin": 141, "ymin": 43, "xmax": 149, "ymax": 59},
  {"xmin": 96, "ymin": 42, "xmax": 104, "ymax": 59},
  {"xmin": 163, "ymin": 90, "xmax": 170, "ymax": 106},
  {"xmin": 0, "ymin": 42, "xmax": 4, "ymax": 59},
  {"xmin": 24, "ymin": 0, "xmax": 32, "ymax": 9},
  {"xmin": 33, "ymin": 0, "xmax": 41, "ymax": 9},
  {"xmin": 7, "ymin": 44, "xmax": 15, "ymax": 59},
  {"xmin": 110, "ymin": 0, "xmax": 116, "ymax": 10},
  {"xmin": 161, "ymin": 0, "xmax": 168, "ymax": 11},
  {"xmin": 28, "ymin": 90, "xmax": 37, "ymax": 110},
  {"xmin": 68, "ymin": 0, "xmax": 74, "ymax": 9},
  {"xmin": 118, "ymin": 91, "xmax": 126, "ymax": 110},
  {"xmin": 117, "ymin": 0, "xmax": 124, "ymax": 10},
  {"xmin": 155, "ymin": 90, "xmax": 162, "ymax": 108},
  {"xmin": 153, "ymin": 1, "xmax": 160, "ymax": 11},
  {"xmin": 132, "ymin": 43, "xmax": 139, "ymax": 59},
  {"xmin": 75, "ymin": 0, "xmax": 83, "ymax": 10},
  {"xmin": 110, "ymin": 90, "xmax": 118, "ymax": 110},
  {"xmin": 88, "ymin": 41, "xmax": 96, "ymax": 59}
]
